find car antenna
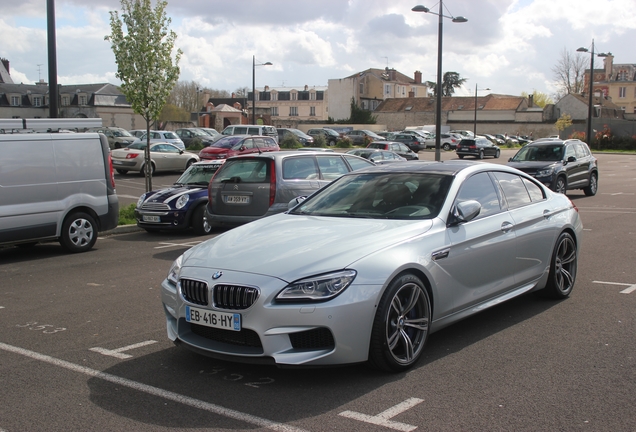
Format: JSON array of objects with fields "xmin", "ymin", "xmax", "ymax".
[{"xmin": 254, "ymin": 136, "xmax": 263, "ymax": 154}]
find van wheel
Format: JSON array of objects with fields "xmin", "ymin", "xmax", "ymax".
[
  {"xmin": 116, "ymin": 169, "xmax": 128, "ymax": 175},
  {"xmin": 192, "ymin": 205, "xmax": 212, "ymax": 236},
  {"xmin": 60, "ymin": 212, "xmax": 97, "ymax": 253}
]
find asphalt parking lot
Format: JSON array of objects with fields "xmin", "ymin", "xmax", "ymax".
[{"xmin": 0, "ymin": 150, "xmax": 634, "ymax": 431}]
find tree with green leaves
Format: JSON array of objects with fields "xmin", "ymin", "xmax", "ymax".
[
  {"xmin": 521, "ymin": 90, "xmax": 554, "ymax": 108},
  {"xmin": 555, "ymin": 113, "xmax": 573, "ymax": 132},
  {"xmin": 349, "ymin": 97, "xmax": 377, "ymax": 124},
  {"xmin": 105, "ymin": 0, "xmax": 182, "ymax": 192},
  {"xmin": 425, "ymin": 72, "xmax": 467, "ymax": 96}
]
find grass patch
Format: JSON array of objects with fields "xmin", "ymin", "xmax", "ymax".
[{"xmin": 119, "ymin": 203, "xmax": 137, "ymax": 225}]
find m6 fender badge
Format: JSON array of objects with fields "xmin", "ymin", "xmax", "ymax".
[{"xmin": 212, "ymin": 271, "xmax": 223, "ymax": 280}]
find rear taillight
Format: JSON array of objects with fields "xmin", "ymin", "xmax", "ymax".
[
  {"xmin": 126, "ymin": 154, "xmax": 139, "ymax": 159},
  {"xmin": 269, "ymin": 160, "xmax": 276, "ymax": 207},
  {"xmin": 469, "ymin": 145, "xmax": 477, "ymax": 149},
  {"xmin": 108, "ymin": 152, "xmax": 116, "ymax": 189}
]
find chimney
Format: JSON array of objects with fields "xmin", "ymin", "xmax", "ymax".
[
  {"xmin": 414, "ymin": 70, "xmax": 422, "ymax": 84},
  {"xmin": 528, "ymin": 94, "xmax": 534, "ymax": 107},
  {"xmin": 389, "ymin": 69, "xmax": 397, "ymax": 81},
  {"xmin": 604, "ymin": 54, "xmax": 614, "ymax": 80},
  {"xmin": 264, "ymin": 85, "xmax": 269, "ymax": 91},
  {"xmin": 231, "ymin": 92, "xmax": 235, "ymax": 98},
  {"xmin": 1, "ymin": 58, "xmax": 9, "ymax": 74}
]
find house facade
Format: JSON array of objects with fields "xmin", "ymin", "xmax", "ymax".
[
  {"xmin": 328, "ymin": 68, "xmax": 429, "ymax": 121},
  {"xmin": 583, "ymin": 55, "xmax": 636, "ymax": 118},
  {"xmin": 248, "ymin": 85, "xmax": 328, "ymax": 127}
]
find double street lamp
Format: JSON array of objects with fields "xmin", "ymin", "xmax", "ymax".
[
  {"xmin": 577, "ymin": 40, "xmax": 608, "ymax": 146},
  {"xmin": 412, "ymin": 2, "xmax": 467, "ymax": 161},
  {"xmin": 252, "ymin": 55, "xmax": 272, "ymax": 125},
  {"xmin": 473, "ymin": 84, "xmax": 490, "ymax": 135}
]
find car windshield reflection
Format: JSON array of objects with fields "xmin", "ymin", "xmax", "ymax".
[
  {"xmin": 512, "ymin": 145, "xmax": 564, "ymax": 162},
  {"xmin": 289, "ymin": 172, "xmax": 453, "ymax": 219}
]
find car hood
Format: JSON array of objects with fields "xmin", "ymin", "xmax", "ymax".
[
  {"xmin": 144, "ymin": 185, "xmax": 207, "ymax": 205},
  {"xmin": 201, "ymin": 147, "xmax": 231, "ymax": 154},
  {"xmin": 181, "ymin": 214, "xmax": 433, "ymax": 282}
]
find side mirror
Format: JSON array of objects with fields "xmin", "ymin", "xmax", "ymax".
[
  {"xmin": 448, "ymin": 200, "xmax": 481, "ymax": 226},
  {"xmin": 567, "ymin": 156, "xmax": 576, "ymax": 163},
  {"xmin": 288, "ymin": 196, "xmax": 307, "ymax": 210}
]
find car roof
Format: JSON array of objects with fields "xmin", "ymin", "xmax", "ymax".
[{"xmin": 225, "ymin": 150, "xmax": 356, "ymax": 161}]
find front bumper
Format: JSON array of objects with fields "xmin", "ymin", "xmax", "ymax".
[
  {"xmin": 161, "ymin": 268, "xmax": 381, "ymax": 367},
  {"xmin": 135, "ymin": 208, "xmax": 191, "ymax": 230}
]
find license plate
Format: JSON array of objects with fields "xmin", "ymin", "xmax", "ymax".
[
  {"xmin": 225, "ymin": 195, "xmax": 250, "ymax": 204},
  {"xmin": 143, "ymin": 215, "xmax": 160, "ymax": 222},
  {"xmin": 112, "ymin": 160, "xmax": 123, "ymax": 165},
  {"xmin": 185, "ymin": 305, "xmax": 241, "ymax": 331}
]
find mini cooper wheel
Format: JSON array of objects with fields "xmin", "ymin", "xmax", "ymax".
[
  {"xmin": 369, "ymin": 273, "xmax": 431, "ymax": 372},
  {"xmin": 583, "ymin": 173, "xmax": 598, "ymax": 196},
  {"xmin": 543, "ymin": 232, "xmax": 577, "ymax": 299},
  {"xmin": 59, "ymin": 212, "xmax": 97, "ymax": 253},
  {"xmin": 192, "ymin": 205, "xmax": 212, "ymax": 236}
]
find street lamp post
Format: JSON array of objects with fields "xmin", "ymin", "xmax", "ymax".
[
  {"xmin": 473, "ymin": 84, "xmax": 490, "ymax": 135},
  {"xmin": 252, "ymin": 55, "xmax": 272, "ymax": 125},
  {"xmin": 577, "ymin": 40, "xmax": 608, "ymax": 146},
  {"xmin": 412, "ymin": 3, "xmax": 467, "ymax": 161}
]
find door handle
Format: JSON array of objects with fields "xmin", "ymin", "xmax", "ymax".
[
  {"xmin": 501, "ymin": 222, "xmax": 514, "ymax": 232},
  {"xmin": 431, "ymin": 248, "xmax": 450, "ymax": 261}
]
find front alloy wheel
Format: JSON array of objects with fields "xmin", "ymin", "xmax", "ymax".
[{"xmin": 369, "ymin": 274, "xmax": 430, "ymax": 372}]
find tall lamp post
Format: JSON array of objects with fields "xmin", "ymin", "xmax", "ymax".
[
  {"xmin": 473, "ymin": 84, "xmax": 490, "ymax": 135},
  {"xmin": 577, "ymin": 40, "xmax": 608, "ymax": 146},
  {"xmin": 252, "ymin": 55, "xmax": 272, "ymax": 125},
  {"xmin": 412, "ymin": 3, "xmax": 467, "ymax": 161}
]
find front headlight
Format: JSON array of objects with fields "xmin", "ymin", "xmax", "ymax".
[
  {"xmin": 137, "ymin": 193, "xmax": 147, "ymax": 208},
  {"xmin": 175, "ymin": 194, "xmax": 189, "ymax": 209},
  {"xmin": 167, "ymin": 255, "xmax": 183, "ymax": 286},
  {"xmin": 536, "ymin": 167, "xmax": 554, "ymax": 177},
  {"xmin": 276, "ymin": 270, "xmax": 357, "ymax": 302}
]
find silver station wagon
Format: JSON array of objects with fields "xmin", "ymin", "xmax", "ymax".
[{"xmin": 205, "ymin": 151, "xmax": 374, "ymax": 227}]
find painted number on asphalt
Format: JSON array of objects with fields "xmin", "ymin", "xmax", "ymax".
[{"xmin": 16, "ymin": 322, "xmax": 67, "ymax": 334}]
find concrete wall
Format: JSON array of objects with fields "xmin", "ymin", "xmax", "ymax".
[{"xmin": 327, "ymin": 78, "xmax": 355, "ymax": 121}]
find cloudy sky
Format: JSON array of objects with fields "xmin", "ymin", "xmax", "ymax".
[{"xmin": 1, "ymin": 0, "xmax": 634, "ymax": 99}]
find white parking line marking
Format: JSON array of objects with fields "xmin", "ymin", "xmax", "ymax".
[
  {"xmin": 593, "ymin": 281, "xmax": 636, "ymax": 294},
  {"xmin": 0, "ymin": 342, "xmax": 308, "ymax": 432},
  {"xmin": 90, "ymin": 340, "xmax": 158, "ymax": 359},
  {"xmin": 155, "ymin": 241, "xmax": 203, "ymax": 249},
  {"xmin": 339, "ymin": 397, "xmax": 424, "ymax": 432}
]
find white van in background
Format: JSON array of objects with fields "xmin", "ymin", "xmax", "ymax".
[{"xmin": 0, "ymin": 129, "xmax": 119, "ymax": 253}]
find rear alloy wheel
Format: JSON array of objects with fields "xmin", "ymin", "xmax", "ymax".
[
  {"xmin": 442, "ymin": 143, "xmax": 451, "ymax": 151},
  {"xmin": 192, "ymin": 205, "xmax": 213, "ymax": 236},
  {"xmin": 543, "ymin": 232, "xmax": 577, "ymax": 299},
  {"xmin": 369, "ymin": 273, "xmax": 430, "ymax": 372},
  {"xmin": 59, "ymin": 212, "xmax": 97, "ymax": 253},
  {"xmin": 494, "ymin": 149, "xmax": 501, "ymax": 158},
  {"xmin": 185, "ymin": 159, "xmax": 196, "ymax": 170},
  {"xmin": 554, "ymin": 176, "xmax": 567, "ymax": 194},
  {"xmin": 583, "ymin": 173, "xmax": 598, "ymax": 196},
  {"xmin": 478, "ymin": 150, "xmax": 484, "ymax": 159},
  {"xmin": 140, "ymin": 163, "xmax": 155, "ymax": 176}
]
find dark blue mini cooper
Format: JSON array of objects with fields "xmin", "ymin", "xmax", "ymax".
[{"xmin": 135, "ymin": 160, "xmax": 224, "ymax": 235}]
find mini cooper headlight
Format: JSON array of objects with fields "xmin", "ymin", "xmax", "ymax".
[
  {"xmin": 175, "ymin": 194, "xmax": 189, "ymax": 209},
  {"xmin": 276, "ymin": 270, "xmax": 357, "ymax": 302},
  {"xmin": 137, "ymin": 193, "xmax": 147, "ymax": 208},
  {"xmin": 167, "ymin": 255, "xmax": 183, "ymax": 286}
]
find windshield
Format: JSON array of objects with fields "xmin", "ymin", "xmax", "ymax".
[
  {"xmin": 512, "ymin": 145, "xmax": 564, "ymax": 162},
  {"xmin": 175, "ymin": 164, "xmax": 222, "ymax": 185},
  {"xmin": 210, "ymin": 136, "xmax": 244, "ymax": 149},
  {"xmin": 290, "ymin": 172, "xmax": 453, "ymax": 220},
  {"xmin": 113, "ymin": 130, "xmax": 133, "ymax": 137}
]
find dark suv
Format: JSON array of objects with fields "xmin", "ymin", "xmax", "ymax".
[
  {"xmin": 507, "ymin": 139, "xmax": 598, "ymax": 195},
  {"xmin": 307, "ymin": 128, "xmax": 341, "ymax": 146}
]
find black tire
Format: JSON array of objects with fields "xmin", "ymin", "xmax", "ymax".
[
  {"xmin": 328, "ymin": 139, "xmax": 336, "ymax": 147},
  {"xmin": 442, "ymin": 143, "xmax": 451, "ymax": 151},
  {"xmin": 494, "ymin": 149, "xmax": 501, "ymax": 159},
  {"xmin": 59, "ymin": 212, "xmax": 97, "ymax": 253},
  {"xmin": 458, "ymin": 154, "xmax": 464, "ymax": 159},
  {"xmin": 554, "ymin": 176, "xmax": 567, "ymax": 194},
  {"xmin": 191, "ymin": 205, "xmax": 212, "ymax": 236},
  {"xmin": 185, "ymin": 159, "xmax": 196, "ymax": 170},
  {"xmin": 478, "ymin": 150, "xmax": 484, "ymax": 159},
  {"xmin": 368, "ymin": 273, "xmax": 431, "ymax": 372},
  {"xmin": 139, "ymin": 163, "xmax": 155, "ymax": 176},
  {"xmin": 116, "ymin": 169, "xmax": 128, "ymax": 175},
  {"xmin": 542, "ymin": 232, "xmax": 577, "ymax": 299},
  {"xmin": 583, "ymin": 173, "xmax": 598, "ymax": 196}
]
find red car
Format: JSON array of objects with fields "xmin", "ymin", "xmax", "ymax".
[{"xmin": 198, "ymin": 135, "xmax": 279, "ymax": 160}]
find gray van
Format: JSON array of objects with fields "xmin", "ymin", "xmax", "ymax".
[
  {"xmin": 221, "ymin": 124, "xmax": 279, "ymax": 143},
  {"xmin": 0, "ymin": 132, "xmax": 119, "ymax": 252}
]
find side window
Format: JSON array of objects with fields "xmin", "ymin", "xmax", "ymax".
[
  {"xmin": 283, "ymin": 157, "xmax": 319, "ymax": 179},
  {"xmin": 242, "ymin": 139, "xmax": 254, "ymax": 149},
  {"xmin": 344, "ymin": 154, "xmax": 374, "ymax": 171},
  {"xmin": 234, "ymin": 127, "xmax": 247, "ymax": 134},
  {"xmin": 247, "ymin": 127, "xmax": 259, "ymax": 135},
  {"xmin": 317, "ymin": 156, "xmax": 349, "ymax": 180},
  {"xmin": 522, "ymin": 177, "xmax": 545, "ymax": 202},
  {"xmin": 493, "ymin": 172, "xmax": 532, "ymax": 209},
  {"xmin": 574, "ymin": 143, "xmax": 587, "ymax": 158},
  {"xmin": 222, "ymin": 127, "xmax": 233, "ymax": 135},
  {"xmin": 564, "ymin": 144, "xmax": 576, "ymax": 159},
  {"xmin": 454, "ymin": 172, "xmax": 502, "ymax": 218}
]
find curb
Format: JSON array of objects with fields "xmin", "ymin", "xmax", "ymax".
[{"xmin": 101, "ymin": 224, "xmax": 143, "ymax": 236}]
